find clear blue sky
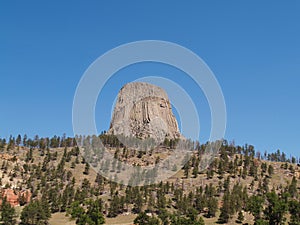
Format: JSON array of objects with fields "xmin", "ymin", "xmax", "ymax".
[{"xmin": 1, "ymin": 1, "xmax": 299, "ymax": 157}]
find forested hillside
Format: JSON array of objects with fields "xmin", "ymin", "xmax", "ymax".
[{"xmin": 0, "ymin": 134, "xmax": 299, "ymax": 225}]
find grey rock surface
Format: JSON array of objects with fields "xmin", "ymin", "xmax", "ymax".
[{"xmin": 108, "ymin": 82, "xmax": 181, "ymax": 142}]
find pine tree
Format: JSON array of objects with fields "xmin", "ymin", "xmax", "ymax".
[
  {"xmin": 218, "ymin": 190, "xmax": 231, "ymax": 223},
  {"xmin": 16, "ymin": 134, "xmax": 22, "ymax": 146},
  {"xmin": 223, "ymin": 176, "xmax": 230, "ymax": 191},
  {"xmin": 86, "ymin": 199, "xmax": 105, "ymax": 225},
  {"xmin": 246, "ymin": 195, "xmax": 264, "ymax": 222},
  {"xmin": 236, "ymin": 211, "xmax": 244, "ymax": 223},
  {"xmin": 217, "ymin": 159, "xmax": 225, "ymax": 177},
  {"xmin": 192, "ymin": 159, "xmax": 199, "ymax": 178},
  {"xmin": 289, "ymin": 199, "xmax": 300, "ymax": 225},
  {"xmin": 134, "ymin": 212, "xmax": 159, "ymax": 225},
  {"xmin": 83, "ymin": 162, "xmax": 90, "ymax": 175},
  {"xmin": 20, "ymin": 199, "xmax": 51, "ymax": 225},
  {"xmin": 268, "ymin": 164, "xmax": 274, "ymax": 177},
  {"xmin": 108, "ymin": 192, "xmax": 120, "ymax": 217},
  {"xmin": 264, "ymin": 191, "xmax": 287, "ymax": 225},
  {"xmin": 1, "ymin": 197, "xmax": 16, "ymax": 225},
  {"xmin": 206, "ymin": 197, "xmax": 218, "ymax": 218},
  {"xmin": 133, "ymin": 191, "xmax": 143, "ymax": 214},
  {"xmin": 184, "ymin": 161, "xmax": 190, "ymax": 178},
  {"xmin": 157, "ymin": 189, "xmax": 167, "ymax": 212},
  {"xmin": 288, "ymin": 176, "xmax": 298, "ymax": 198},
  {"xmin": 23, "ymin": 134, "xmax": 27, "ymax": 146},
  {"xmin": 68, "ymin": 201, "xmax": 85, "ymax": 220}
]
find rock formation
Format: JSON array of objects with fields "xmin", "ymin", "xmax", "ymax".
[
  {"xmin": 108, "ymin": 82, "xmax": 181, "ymax": 142},
  {"xmin": 0, "ymin": 189, "xmax": 31, "ymax": 207}
]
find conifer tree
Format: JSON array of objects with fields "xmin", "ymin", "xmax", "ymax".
[
  {"xmin": 1, "ymin": 197, "xmax": 16, "ymax": 225},
  {"xmin": 236, "ymin": 211, "xmax": 244, "ymax": 224},
  {"xmin": 218, "ymin": 190, "xmax": 231, "ymax": 223}
]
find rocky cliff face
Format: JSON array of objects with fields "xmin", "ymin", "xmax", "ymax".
[{"xmin": 108, "ymin": 82, "xmax": 181, "ymax": 142}]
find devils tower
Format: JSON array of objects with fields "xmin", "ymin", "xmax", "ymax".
[{"xmin": 109, "ymin": 82, "xmax": 181, "ymax": 142}]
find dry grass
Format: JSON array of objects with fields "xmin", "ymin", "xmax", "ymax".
[
  {"xmin": 105, "ymin": 214, "xmax": 136, "ymax": 225},
  {"xmin": 49, "ymin": 212, "xmax": 136, "ymax": 225},
  {"xmin": 49, "ymin": 213, "xmax": 76, "ymax": 225}
]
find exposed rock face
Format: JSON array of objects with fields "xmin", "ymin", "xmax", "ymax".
[
  {"xmin": 0, "ymin": 189, "xmax": 31, "ymax": 207},
  {"xmin": 109, "ymin": 82, "xmax": 181, "ymax": 142}
]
